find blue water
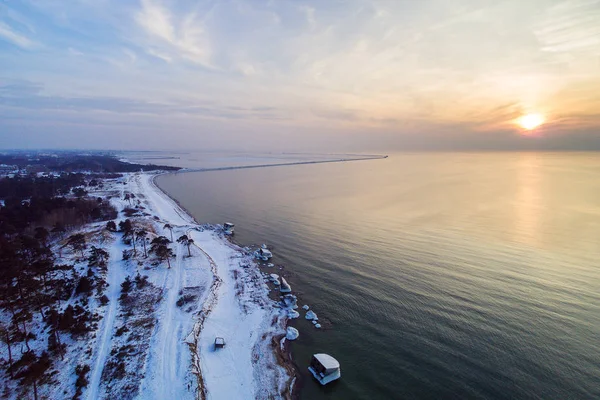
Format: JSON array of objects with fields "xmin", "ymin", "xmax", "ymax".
[{"xmin": 157, "ymin": 152, "xmax": 600, "ymax": 399}]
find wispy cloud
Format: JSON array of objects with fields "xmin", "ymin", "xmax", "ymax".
[
  {"xmin": 135, "ymin": 0, "xmax": 213, "ymax": 67},
  {"xmin": 0, "ymin": 21, "xmax": 36, "ymax": 48},
  {"xmin": 0, "ymin": 79, "xmax": 284, "ymax": 121},
  {"xmin": 1, "ymin": 0, "xmax": 600, "ymax": 151}
]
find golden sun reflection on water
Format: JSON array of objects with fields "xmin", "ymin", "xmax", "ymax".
[{"xmin": 515, "ymin": 154, "xmax": 542, "ymax": 246}]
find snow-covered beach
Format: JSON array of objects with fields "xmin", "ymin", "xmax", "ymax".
[
  {"xmin": 0, "ymin": 169, "xmax": 296, "ymax": 400},
  {"xmin": 120, "ymin": 172, "xmax": 296, "ymax": 399},
  {"xmin": 141, "ymin": 172, "xmax": 295, "ymax": 399}
]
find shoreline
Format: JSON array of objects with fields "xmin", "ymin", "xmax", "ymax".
[{"xmin": 147, "ymin": 171, "xmax": 299, "ymax": 399}]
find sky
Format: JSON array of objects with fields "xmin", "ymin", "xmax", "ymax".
[{"xmin": 1, "ymin": 0, "xmax": 599, "ymax": 151}]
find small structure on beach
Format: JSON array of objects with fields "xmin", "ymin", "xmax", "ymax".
[
  {"xmin": 223, "ymin": 222, "xmax": 235, "ymax": 235},
  {"xmin": 214, "ymin": 337, "xmax": 225, "ymax": 349},
  {"xmin": 309, "ymin": 354, "xmax": 341, "ymax": 385}
]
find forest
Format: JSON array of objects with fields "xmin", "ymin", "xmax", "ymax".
[
  {"xmin": 0, "ymin": 171, "xmax": 119, "ymax": 398},
  {"xmin": 0, "ymin": 152, "xmax": 180, "ymax": 173}
]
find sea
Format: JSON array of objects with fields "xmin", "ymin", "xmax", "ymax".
[{"xmin": 145, "ymin": 151, "xmax": 600, "ymax": 400}]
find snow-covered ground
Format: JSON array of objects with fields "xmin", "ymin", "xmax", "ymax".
[
  {"xmin": 87, "ymin": 172, "xmax": 294, "ymax": 399},
  {"xmin": 0, "ymin": 169, "xmax": 296, "ymax": 400}
]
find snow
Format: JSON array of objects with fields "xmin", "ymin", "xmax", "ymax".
[
  {"xmin": 282, "ymin": 294, "xmax": 298, "ymax": 309},
  {"xmin": 83, "ymin": 172, "xmax": 292, "ymax": 400},
  {"xmin": 280, "ymin": 277, "xmax": 292, "ymax": 293},
  {"xmin": 138, "ymin": 232, "xmax": 209, "ymax": 400},
  {"xmin": 302, "ymin": 305, "xmax": 310, "ymax": 310},
  {"xmin": 86, "ymin": 241, "xmax": 126, "ymax": 400},
  {"xmin": 142, "ymin": 173, "xmax": 291, "ymax": 399},
  {"xmin": 313, "ymin": 354, "xmax": 340, "ymax": 370},
  {"xmin": 269, "ymin": 273, "xmax": 280, "ymax": 285},
  {"xmin": 0, "ymin": 170, "xmax": 294, "ymax": 399},
  {"xmin": 286, "ymin": 327, "xmax": 299, "ymax": 341},
  {"xmin": 305, "ymin": 310, "xmax": 318, "ymax": 320}
]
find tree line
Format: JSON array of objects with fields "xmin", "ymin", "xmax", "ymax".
[{"xmin": 0, "ymin": 175, "xmax": 117, "ymax": 399}]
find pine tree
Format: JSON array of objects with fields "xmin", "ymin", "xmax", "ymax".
[
  {"xmin": 150, "ymin": 236, "xmax": 174, "ymax": 268},
  {"xmin": 177, "ymin": 234, "xmax": 194, "ymax": 257},
  {"xmin": 66, "ymin": 233, "xmax": 87, "ymax": 258},
  {"xmin": 136, "ymin": 229, "xmax": 148, "ymax": 257},
  {"xmin": 163, "ymin": 223, "xmax": 173, "ymax": 242}
]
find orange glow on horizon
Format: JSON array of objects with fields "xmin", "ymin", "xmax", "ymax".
[{"xmin": 517, "ymin": 114, "xmax": 545, "ymax": 131}]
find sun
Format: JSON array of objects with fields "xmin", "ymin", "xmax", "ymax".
[{"xmin": 517, "ymin": 113, "xmax": 545, "ymax": 131}]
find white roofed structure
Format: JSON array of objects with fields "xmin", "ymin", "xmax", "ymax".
[{"xmin": 309, "ymin": 353, "xmax": 341, "ymax": 385}]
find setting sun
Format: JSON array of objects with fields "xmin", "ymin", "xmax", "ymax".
[{"xmin": 517, "ymin": 114, "xmax": 545, "ymax": 130}]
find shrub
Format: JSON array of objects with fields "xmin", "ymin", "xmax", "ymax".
[
  {"xmin": 122, "ymin": 249, "xmax": 132, "ymax": 260},
  {"xmin": 176, "ymin": 294, "xmax": 197, "ymax": 307},
  {"xmin": 115, "ymin": 325, "xmax": 129, "ymax": 337},
  {"xmin": 73, "ymin": 364, "xmax": 91, "ymax": 400},
  {"xmin": 99, "ymin": 295, "xmax": 109, "ymax": 305},
  {"xmin": 75, "ymin": 276, "xmax": 93, "ymax": 295},
  {"xmin": 134, "ymin": 274, "xmax": 148, "ymax": 289}
]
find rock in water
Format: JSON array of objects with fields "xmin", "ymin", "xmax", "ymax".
[
  {"xmin": 305, "ymin": 310, "xmax": 318, "ymax": 320},
  {"xmin": 286, "ymin": 327, "xmax": 299, "ymax": 340},
  {"xmin": 280, "ymin": 277, "xmax": 292, "ymax": 293},
  {"xmin": 269, "ymin": 274, "xmax": 280, "ymax": 285},
  {"xmin": 283, "ymin": 294, "xmax": 298, "ymax": 309}
]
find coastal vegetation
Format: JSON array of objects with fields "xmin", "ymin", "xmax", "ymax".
[
  {"xmin": 0, "ymin": 152, "xmax": 294, "ymax": 399},
  {"xmin": 0, "ymin": 154, "xmax": 179, "ymax": 399},
  {"xmin": 0, "ymin": 173, "xmax": 117, "ymax": 399},
  {"xmin": 0, "ymin": 152, "xmax": 180, "ymax": 174}
]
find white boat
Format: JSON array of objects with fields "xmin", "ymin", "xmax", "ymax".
[
  {"xmin": 308, "ymin": 353, "xmax": 341, "ymax": 385},
  {"xmin": 223, "ymin": 222, "xmax": 235, "ymax": 235},
  {"xmin": 255, "ymin": 246, "xmax": 272, "ymax": 261}
]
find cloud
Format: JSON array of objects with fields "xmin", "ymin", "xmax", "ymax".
[
  {"xmin": 0, "ymin": 21, "xmax": 36, "ymax": 48},
  {"xmin": 534, "ymin": 0, "xmax": 600, "ymax": 53},
  {"xmin": 146, "ymin": 48, "xmax": 172, "ymax": 63},
  {"xmin": 312, "ymin": 108, "xmax": 358, "ymax": 121},
  {"xmin": 68, "ymin": 47, "xmax": 84, "ymax": 56},
  {"xmin": 1, "ymin": 0, "xmax": 600, "ymax": 151},
  {"xmin": 0, "ymin": 79, "xmax": 284, "ymax": 121},
  {"xmin": 135, "ymin": 0, "xmax": 213, "ymax": 67}
]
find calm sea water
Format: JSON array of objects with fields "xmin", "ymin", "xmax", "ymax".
[{"xmin": 156, "ymin": 152, "xmax": 600, "ymax": 400}]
